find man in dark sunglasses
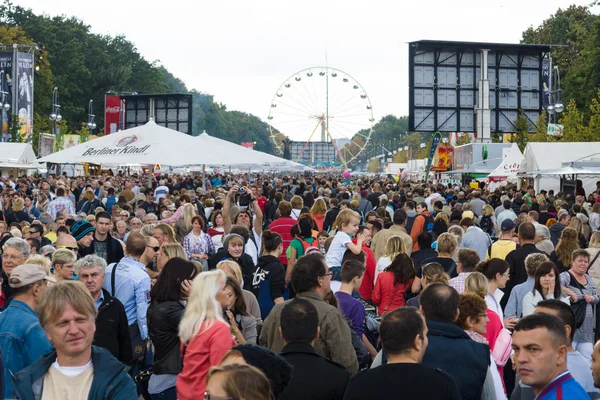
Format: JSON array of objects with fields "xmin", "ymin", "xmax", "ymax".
[{"xmin": 28, "ymin": 224, "xmax": 52, "ymax": 247}]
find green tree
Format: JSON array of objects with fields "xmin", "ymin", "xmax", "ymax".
[
  {"xmin": 8, "ymin": 114, "xmax": 21, "ymax": 142},
  {"xmin": 559, "ymin": 99, "xmax": 591, "ymax": 141},
  {"xmin": 512, "ymin": 110, "xmax": 533, "ymax": 152},
  {"xmin": 528, "ymin": 110, "xmax": 551, "ymax": 142}
]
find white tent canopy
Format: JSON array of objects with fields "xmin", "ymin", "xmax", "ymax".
[
  {"xmin": 0, "ymin": 143, "xmax": 37, "ymax": 164},
  {"xmin": 519, "ymin": 142, "xmax": 600, "ymax": 193},
  {"xmin": 38, "ymin": 121, "xmax": 306, "ymax": 170},
  {"xmin": 488, "ymin": 144, "xmax": 523, "ymax": 183}
]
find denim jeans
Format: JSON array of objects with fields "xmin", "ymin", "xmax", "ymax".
[{"xmin": 150, "ymin": 387, "xmax": 177, "ymax": 400}]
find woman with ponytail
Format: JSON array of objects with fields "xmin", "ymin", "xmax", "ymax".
[
  {"xmin": 254, "ymin": 230, "xmax": 286, "ymax": 319},
  {"xmin": 476, "ymin": 258, "xmax": 517, "ymax": 330}
]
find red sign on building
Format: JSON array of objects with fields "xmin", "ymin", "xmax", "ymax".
[{"xmin": 104, "ymin": 95, "xmax": 122, "ymax": 135}]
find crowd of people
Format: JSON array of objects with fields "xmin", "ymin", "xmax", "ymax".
[{"xmin": 2, "ymin": 172, "xmax": 600, "ymax": 399}]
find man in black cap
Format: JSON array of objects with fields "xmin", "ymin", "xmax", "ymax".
[
  {"xmin": 487, "ymin": 219, "xmax": 518, "ymax": 260},
  {"xmin": 278, "ymin": 298, "xmax": 350, "ymax": 400}
]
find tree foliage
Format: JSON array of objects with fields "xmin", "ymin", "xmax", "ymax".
[{"xmin": 522, "ymin": 5, "xmax": 600, "ymax": 116}]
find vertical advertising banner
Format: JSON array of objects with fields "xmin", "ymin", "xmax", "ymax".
[
  {"xmin": 17, "ymin": 52, "xmax": 34, "ymax": 139},
  {"xmin": 542, "ymin": 59, "xmax": 550, "ymax": 109},
  {"xmin": 104, "ymin": 95, "xmax": 121, "ymax": 134},
  {"xmin": 0, "ymin": 52, "xmax": 13, "ymax": 137},
  {"xmin": 425, "ymin": 132, "xmax": 442, "ymax": 181}
]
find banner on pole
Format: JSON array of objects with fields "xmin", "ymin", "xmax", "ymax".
[
  {"xmin": 17, "ymin": 52, "xmax": 34, "ymax": 139},
  {"xmin": 425, "ymin": 132, "xmax": 442, "ymax": 181},
  {"xmin": 38, "ymin": 133, "xmax": 55, "ymax": 157}
]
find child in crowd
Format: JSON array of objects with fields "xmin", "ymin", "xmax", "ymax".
[
  {"xmin": 317, "ymin": 230, "xmax": 329, "ymax": 254},
  {"xmin": 325, "ymin": 209, "xmax": 366, "ymax": 291},
  {"xmin": 335, "ymin": 259, "xmax": 378, "ymax": 360},
  {"xmin": 374, "ymin": 235, "xmax": 407, "ymax": 284}
]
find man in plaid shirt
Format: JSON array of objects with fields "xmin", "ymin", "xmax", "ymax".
[{"xmin": 46, "ymin": 187, "xmax": 75, "ymax": 220}]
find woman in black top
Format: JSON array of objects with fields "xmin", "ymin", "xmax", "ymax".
[
  {"xmin": 147, "ymin": 257, "xmax": 197, "ymax": 400},
  {"xmin": 6, "ymin": 198, "xmax": 31, "ymax": 225}
]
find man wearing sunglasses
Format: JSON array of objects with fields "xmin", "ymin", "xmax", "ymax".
[{"xmin": 28, "ymin": 224, "xmax": 52, "ymax": 247}]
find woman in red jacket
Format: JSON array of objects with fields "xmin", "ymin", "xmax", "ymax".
[
  {"xmin": 177, "ymin": 269, "xmax": 236, "ymax": 400},
  {"xmin": 373, "ymin": 253, "xmax": 415, "ymax": 315}
]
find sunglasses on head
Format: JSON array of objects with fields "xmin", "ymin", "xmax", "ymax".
[{"xmin": 57, "ymin": 246, "xmax": 78, "ymax": 251}]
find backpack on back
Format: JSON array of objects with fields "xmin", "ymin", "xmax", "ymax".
[
  {"xmin": 479, "ymin": 215, "xmax": 493, "ymax": 235},
  {"xmin": 423, "ymin": 215, "xmax": 434, "ymax": 232},
  {"xmin": 299, "ymin": 238, "xmax": 320, "ymax": 257},
  {"xmin": 405, "ymin": 216, "xmax": 416, "ymax": 235}
]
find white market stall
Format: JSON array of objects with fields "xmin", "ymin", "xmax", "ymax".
[
  {"xmin": 0, "ymin": 143, "xmax": 44, "ymax": 175},
  {"xmin": 487, "ymin": 144, "xmax": 523, "ymax": 188},
  {"xmin": 518, "ymin": 142, "xmax": 600, "ymax": 193}
]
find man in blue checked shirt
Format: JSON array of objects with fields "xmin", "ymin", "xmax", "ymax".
[{"xmin": 103, "ymin": 231, "xmax": 151, "ymax": 362}]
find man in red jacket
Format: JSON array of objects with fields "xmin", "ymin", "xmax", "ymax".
[
  {"xmin": 268, "ymin": 201, "xmax": 297, "ymax": 267},
  {"xmin": 410, "ymin": 202, "xmax": 432, "ymax": 253}
]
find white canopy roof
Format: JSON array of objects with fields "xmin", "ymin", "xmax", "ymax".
[
  {"xmin": 0, "ymin": 143, "xmax": 37, "ymax": 164},
  {"xmin": 488, "ymin": 144, "xmax": 523, "ymax": 182},
  {"xmin": 520, "ymin": 142, "xmax": 600, "ymax": 173},
  {"xmin": 37, "ymin": 122, "xmax": 291, "ymax": 168}
]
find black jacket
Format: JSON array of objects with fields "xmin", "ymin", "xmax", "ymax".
[
  {"xmin": 147, "ymin": 300, "xmax": 185, "ymax": 375},
  {"xmin": 323, "ymin": 207, "xmax": 340, "ymax": 232},
  {"xmin": 94, "ymin": 289, "xmax": 133, "ymax": 366},
  {"xmin": 279, "ymin": 342, "xmax": 349, "ymax": 400},
  {"xmin": 208, "ymin": 248, "xmax": 256, "ymax": 292},
  {"xmin": 503, "ymin": 243, "xmax": 544, "ymax": 308},
  {"xmin": 80, "ymin": 234, "xmax": 125, "ymax": 265},
  {"xmin": 5, "ymin": 209, "xmax": 31, "ymax": 225}
]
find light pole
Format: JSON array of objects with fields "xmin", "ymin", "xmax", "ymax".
[
  {"xmin": 87, "ymin": 99, "xmax": 96, "ymax": 133},
  {"xmin": 49, "ymin": 87, "xmax": 61, "ymax": 135},
  {"xmin": 546, "ymin": 66, "xmax": 564, "ymax": 126},
  {"xmin": 0, "ymin": 71, "xmax": 10, "ymax": 140}
]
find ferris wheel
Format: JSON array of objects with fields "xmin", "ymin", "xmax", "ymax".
[{"xmin": 268, "ymin": 67, "xmax": 374, "ymax": 167}]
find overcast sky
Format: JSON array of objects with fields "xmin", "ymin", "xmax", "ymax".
[{"xmin": 15, "ymin": 0, "xmax": 596, "ymax": 126}]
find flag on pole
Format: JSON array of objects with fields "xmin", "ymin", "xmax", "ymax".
[{"xmin": 425, "ymin": 132, "xmax": 442, "ymax": 182}]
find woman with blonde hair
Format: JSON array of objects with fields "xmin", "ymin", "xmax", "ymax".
[
  {"xmin": 587, "ymin": 232, "xmax": 600, "ymax": 289},
  {"xmin": 374, "ymin": 235, "xmax": 406, "ymax": 284},
  {"xmin": 7, "ymin": 197, "xmax": 31, "ymax": 224},
  {"xmin": 406, "ymin": 262, "xmax": 449, "ymax": 307},
  {"xmin": 25, "ymin": 254, "xmax": 52, "ymax": 276},
  {"xmin": 154, "ymin": 223, "xmax": 176, "ymax": 246},
  {"xmin": 175, "ymin": 203, "xmax": 196, "ymax": 243},
  {"xmin": 310, "ymin": 198, "xmax": 327, "ymax": 231},
  {"xmin": 412, "ymin": 232, "xmax": 458, "ymax": 293},
  {"xmin": 479, "ymin": 204, "xmax": 497, "ymax": 238},
  {"xmin": 177, "ymin": 270, "xmax": 236, "ymax": 400},
  {"xmin": 156, "ymin": 243, "xmax": 188, "ymax": 272},
  {"xmin": 568, "ymin": 216, "xmax": 588, "ymax": 248},
  {"xmin": 290, "ymin": 195, "xmax": 304, "ymax": 220},
  {"xmin": 206, "ymin": 364, "xmax": 273, "ymax": 400},
  {"xmin": 550, "ymin": 227, "xmax": 580, "ymax": 273},
  {"xmin": 590, "ymin": 202, "xmax": 600, "ymax": 233}
]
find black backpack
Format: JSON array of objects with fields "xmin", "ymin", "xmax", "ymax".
[
  {"xmin": 479, "ymin": 215, "xmax": 494, "ymax": 235},
  {"xmin": 405, "ymin": 216, "xmax": 416, "ymax": 235},
  {"xmin": 423, "ymin": 215, "xmax": 434, "ymax": 232}
]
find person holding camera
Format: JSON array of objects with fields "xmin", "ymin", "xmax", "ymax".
[{"xmin": 223, "ymin": 185, "xmax": 263, "ymax": 265}]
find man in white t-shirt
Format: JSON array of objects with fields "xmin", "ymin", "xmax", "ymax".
[
  {"xmin": 11, "ymin": 281, "xmax": 136, "ymax": 399},
  {"xmin": 154, "ymin": 180, "xmax": 169, "ymax": 202}
]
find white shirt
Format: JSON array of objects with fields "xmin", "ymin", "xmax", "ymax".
[
  {"xmin": 154, "ymin": 185, "xmax": 169, "ymax": 201},
  {"xmin": 374, "ymin": 255, "xmax": 392, "ymax": 284},
  {"xmin": 485, "ymin": 288, "xmax": 505, "ymax": 322},
  {"xmin": 52, "ymin": 359, "xmax": 92, "ymax": 377},
  {"xmin": 325, "ymin": 231, "xmax": 352, "ymax": 268}
]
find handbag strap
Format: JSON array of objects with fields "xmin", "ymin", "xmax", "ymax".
[
  {"xmin": 383, "ymin": 283, "xmax": 403, "ymax": 314},
  {"xmin": 110, "ymin": 261, "xmax": 122, "ymax": 295},
  {"xmin": 587, "ymin": 250, "xmax": 600, "ymax": 274}
]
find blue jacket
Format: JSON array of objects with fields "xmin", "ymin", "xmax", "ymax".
[
  {"xmin": 12, "ymin": 346, "xmax": 136, "ymax": 400},
  {"xmin": 422, "ymin": 320, "xmax": 489, "ymax": 400},
  {"xmin": 0, "ymin": 300, "xmax": 53, "ymax": 399}
]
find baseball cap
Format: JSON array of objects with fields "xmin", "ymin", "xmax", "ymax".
[
  {"xmin": 39, "ymin": 214, "xmax": 53, "ymax": 224},
  {"xmin": 462, "ymin": 210, "xmax": 475, "ymax": 220},
  {"xmin": 9, "ymin": 264, "xmax": 56, "ymax": 288},
  {"xmin": 501, "ymin": 219, "xmax": 516, "ymax": 231}
]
